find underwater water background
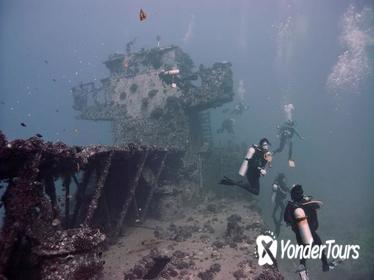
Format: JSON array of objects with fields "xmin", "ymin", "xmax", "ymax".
[{"xmin": 0, "ymin": 0, "xmax": 373, "ymax": 279}]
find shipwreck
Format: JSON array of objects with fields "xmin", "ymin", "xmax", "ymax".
[
  {"xmin": 0, "ymin": 46, "xmax": 235, "ymax": 279},
  {"xmin": 0, "ymin": 46, "xmax": 284, "ymax": 280}
]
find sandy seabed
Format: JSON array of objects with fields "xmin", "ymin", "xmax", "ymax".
[{"xmin": 102, "ymin": 197, "xmax": 283, "ymax": 280}]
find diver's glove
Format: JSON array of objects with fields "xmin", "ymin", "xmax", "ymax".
[
  {"xmin": 322, "ymin": 261, "xmax": 338, "ymax": 272},
  {"xmin": 259, "ymin": 168, "xmax": 267, "ymax": 176}
]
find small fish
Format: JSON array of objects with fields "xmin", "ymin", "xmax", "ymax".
[
  {"xmin": 0, "ymin": 101, "xmax": 5, "ymax": 105},
  {"xmin": 44, "ymin": 60, "xmax": 48, "ymax": 64},
  {"xmin": 36, "ymin": 133, "xmax": 43, "ymax": 138},
  {"xmin": 139, "ymin": 9, "xmax": 147, "ymax": 21},
  {"xmin": 20, "ymin": 122, "xmax": 27, "ymax": 127},
  {"xmin": 52, "ymin": 78, "xmax": 57, "ymax": 82},
  {"xmin": 56, "ymin": 109, "xmax": 59, "ymax": 113}
]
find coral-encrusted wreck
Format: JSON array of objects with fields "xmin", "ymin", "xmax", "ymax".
[
  {"xmin": 0, "ymin": 132, "xmax": 182, "ymax": 280},
  {"xmin": 1, "ymin": 46, "xmax": 285, "ymax": 280},
  {"xmin": 0, "ymin": 46, "xmax": 235, "ymax": 280},
  {"xmin": 72, "ymin": 45, "xmax": 234, "ymax": 149}
]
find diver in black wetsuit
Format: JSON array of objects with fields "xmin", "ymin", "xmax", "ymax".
[
  {"xmin": 271, "ymin": 173, "xmax": 289, "ymax": 237},
  {"xmin": 284, "ymin": 185, "xmax": 333, "ymax": 274},
  {"xmin": 273, "ymin": 120, "xmax": 304, "ymax": 165},
  {"xmin": 219, "ymin": 138, "xmax": 272, "ymax": 195}
]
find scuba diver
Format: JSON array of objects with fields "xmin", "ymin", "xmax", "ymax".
[
  {"xmin": 271, "ymin": 173, "xmax": 289, "ymax": 237},
  {"xmin": 216, "ymin": 118, "xmax": 235, "ymax": 134},
  {"xmin": 231, "ymin": 102, "xmax": 249, "ymax": 115},
  {"xmin": 273, "ymin": 120, "xmax": 304, "ymax": 167},
  {"xmin": 219, "ymin": 138, "xmax": 272, "ymax": 195},
  {"xmin": 284, "ymin": 184, "xmax": 335, "ymax": 278}
]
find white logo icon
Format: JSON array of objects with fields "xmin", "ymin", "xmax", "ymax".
[{"xmin": 256, "ymin": 232, "xmax": 278, "ymax": 266}]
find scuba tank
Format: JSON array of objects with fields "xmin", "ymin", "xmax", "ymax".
[
  {"xmin": 271, "ymin": 184, "xmax": 278, "ymax": 204},
  {"xmin": 238, "ymin": 147, "xmax": 254, "ymax": 176},
  {"xmin": 294, "ymin": 207, "xmax": 314, "ymax": 244},
  {"xmin": 164, "ymin": 69, "xmax": 180, "ymax": 75}
]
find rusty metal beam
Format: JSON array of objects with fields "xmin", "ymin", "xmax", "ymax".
[
  {"xmin": 101, "ymin": 191, "xmax": 113, "ymax": 232},
  {"xmin": 140, "ymin": 152, "xmax": 168, "ymax": 222},
  {"xmin": 114, "ymin": 150, "xmax": 149, "ymax": 237},
  {"xmin": 132, "ymin": 197, "xmax": 140, "ymax": 222},
  {"xmin": 84, "ymin": 151, "xmax": 113, "ymax": 226},
  {"xmin": 71, "ymin": 167, "xmax": 93, "ymax": 226},
  {"xmin": 44, "ymin": 174, "xmax": 58, "ymax": 218},
  {"xmin": 63, "ymin": 175, "xmax": 72, "ymax": 228},
  {"xmin": 72, "ymin": 174, "xmax": 80, "ymax": 189}
]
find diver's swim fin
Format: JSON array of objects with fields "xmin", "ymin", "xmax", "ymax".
[
  {"xmin": 219, "ymin": 177, "xmax": 259, "ymax": 195},
  {"xmin": 219, "ymin": 176, "xmax": 237, "ymax": 186}
]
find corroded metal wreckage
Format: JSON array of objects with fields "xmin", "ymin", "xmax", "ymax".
[
  {"xmin": 0, "ymin": 47, "xmax": 284, "ymax": 279},
  {"xmin": 72, "ymin": 45, "xmax": 234, "ymax": 149},
  {"xmin": 0, "ymin": 132, "xmax": 182, "ymax": 280}
]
